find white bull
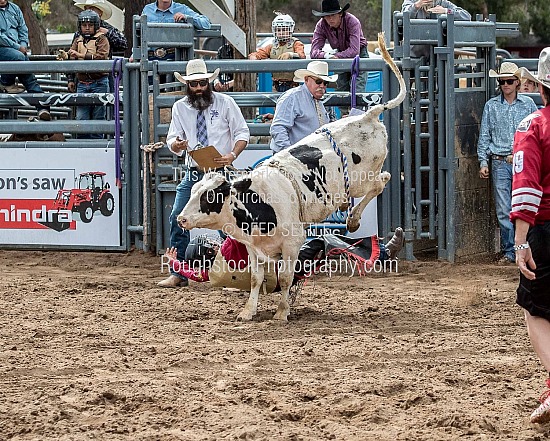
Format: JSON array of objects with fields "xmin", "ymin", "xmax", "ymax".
[{"xmin": 178, "ymin": 33, "xmax": 406, "ymax": 321}]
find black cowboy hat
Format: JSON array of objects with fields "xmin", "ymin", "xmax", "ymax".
[{"xmin": 312, "ymin": 0, "xmax": 350, "ymax": 17}]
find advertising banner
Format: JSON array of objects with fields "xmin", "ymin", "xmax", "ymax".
[{"xmin": 0, "ymin": 147, "xmax": 120, "ymax": 247}]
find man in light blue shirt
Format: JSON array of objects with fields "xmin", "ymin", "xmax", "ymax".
[
  {"xmin": 142, "ymin": 0, "xmax": 210, "ymax": 28},
  {"xmin": 0, "ymin": 0, "xmax": 50, "ymax": 119},
  {"xmin": 270, "ymin": 61, "xmax": 337, "ymax": 153},
  {"xmin": 477, "ymin": 62, "xmax": 537, "ymax": 264}
]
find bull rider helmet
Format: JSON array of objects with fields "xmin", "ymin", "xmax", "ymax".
[
  {"xmin": 78, "ymin": 10, "xmax": 101, "ymax": 37},
  {"xmin": 272, "ymin": 13, "xmax": 295, "ymax": 43}
]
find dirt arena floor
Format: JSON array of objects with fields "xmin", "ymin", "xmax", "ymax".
[{"xmin": 1, "ymin": 249, "xmax": 549, "ymax": 440}]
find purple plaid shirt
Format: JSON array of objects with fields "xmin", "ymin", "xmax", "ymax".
[{"xmin": 310, "ymin": 12, "xmax": 367, "ymax": 59}]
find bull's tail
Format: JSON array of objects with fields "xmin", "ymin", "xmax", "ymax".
[{"xmin": 366, "ymin": 33, "xmax": 406, "ymax": 119}]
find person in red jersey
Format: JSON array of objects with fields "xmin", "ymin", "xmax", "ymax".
[{"xmin": 510, "ymin": 47, "xmax": 550, "ymax": 425}]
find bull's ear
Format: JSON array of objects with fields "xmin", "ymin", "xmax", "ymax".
[{"xmin": 232, "ymin": 177, "xmax": 252, "ymax": 193}]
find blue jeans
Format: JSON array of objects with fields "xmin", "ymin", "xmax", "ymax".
[
  {"xmin": 169, "ymin": 169, "xmax": 204, "ymax": 279},
  {"xmin": 0, "ymin": 47, "xmax": 48, "ymax": 112},
  {"xmin": 0, "ymin": 47, "xmax": 43, "ymax": 92},
  {"xmin": 492, "ymin": 159, "xmax": 515, "ymax": 260},
  {"xmin": 76, "ymin": 77, "xmax": 109, "ymax": 139}
]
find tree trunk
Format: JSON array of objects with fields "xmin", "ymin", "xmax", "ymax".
[
  {"xmin": 235, "ymin": 0, "xmax": 257, "ymax": 119},
  {"xmin": 15, "ymin": 0, "xmax": 48, "ymax": 54},
  {"xmin": 122, "ymin": 0, "xmax": 149, "ymax": 58}
]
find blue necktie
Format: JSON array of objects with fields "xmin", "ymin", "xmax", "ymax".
[{"xmin": 196, "ymin": 110, "xmax": 208, "ymax": 146}]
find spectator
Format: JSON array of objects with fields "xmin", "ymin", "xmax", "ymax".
[
  {"xmin": 401, "ymin": 0, "xmax": 471, "ymax": 58},
  {"xmin": 67, "ymin": 10, "xmax": 110, "ymax": 139},
  {"xmin": 74, "ymin": 0, "xmax": 127, "ymax": 93},
  {"xmin": 247, "ymin": 12, "xmax": 305, "ymax": 93},
  {"xmin": 269, "ymin": 60, "xmax": 337, "ymax": 153},
  {"xmin": 142, "ymin": 0, "xmax": 210, "ymax": 62},
  {"xmin": 158, "ymin": 59, "xmax": 249, "ymax": 288},
  {"xmin": 212, "ymin": 41, "xmax": 234, "ymax": 92},
  {"xmin": 477, "ymin": 62, "xmax": 537, "ymax": 264},
  {"xmin": 521, "ymin": 78, "xmax": 538, "ymax": 93},
  {"xmin": 510, "ymin": 46, "xmax": 550, "ymax": 425},
  {"xmin": 0, "ymin": 0, "xmax": 50, "ymax": 120},
  {"xmin": 74, "ymin": 0, "xmax": 127, "ymax": 58},
  {"xmin": 309, "ymin": 0, "xmax": 368, "ymax": 115}
]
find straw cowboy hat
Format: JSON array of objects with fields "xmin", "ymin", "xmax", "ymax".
[
  {"xmin": 312, "ymin": 0, "xmax": 350, "ymax": 17},
  {"xmin": 518, "ymin": 48, "xmax": 550, "ymax": 89},
  {"xmin": 488, "ymin": 62, "xmax": 520, "ymax": 79},
  {"xmin": 294, "ymin": 61, "xmax": 339, "ymax": 83},
  {"xmin": 74, "ymin": 0, "xmax": 112, "ymax": 20},
  {"xmin": 174, "ymin": 59, "xmax": 220, "ymax": 83}
]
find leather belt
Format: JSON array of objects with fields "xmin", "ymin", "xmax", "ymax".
[
  {"xmin": 148, "ymin": 48, "xmax": 176, "ymax": 58},
  {"xmin": 491, "ymin": 154, "xmax": 513, "ymax": 164}
]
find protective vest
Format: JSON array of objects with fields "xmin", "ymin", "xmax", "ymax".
[
  {"xmin": 75, "ymin": 31, "xmax": 103, "ymax": 57},
  {"xmin": 270, "ymin": 38, "xmax": 300, "ymax": 82}
]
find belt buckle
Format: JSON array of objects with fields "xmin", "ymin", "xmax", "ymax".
[
  {"xmin": 506, "ymin": 154, "xmax": 513, "ymax": 164},
  {"xmin": 154, "ymin": 48, "xmax": 166, "ymax": 58}
]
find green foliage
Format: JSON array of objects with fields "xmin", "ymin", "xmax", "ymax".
[
  {"xmin": 454, "ymin": 0, "xmax": 550, "ymax": 43},
  {"xmin": 32, "ymin": 0, "xmax": 51, "ymax": 19},
  {"xmin": 56, "ymin": 24, "xmax": 73, "ymax": 34},
  {"xmin": 529, "ymin": 0, "xmax": 550, "ymax": 43}
]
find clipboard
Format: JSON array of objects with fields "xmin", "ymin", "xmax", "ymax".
[{"xmin": 188, "ymin": 145, "xmax": 223, "ymax": 172}]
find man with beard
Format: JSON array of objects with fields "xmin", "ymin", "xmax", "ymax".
[{"xmin": 158, "ymin": 59, "xmax": 250, "ymax": 288}]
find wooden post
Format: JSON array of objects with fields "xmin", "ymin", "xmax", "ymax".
[{"xmin": 235, "ymin": 0, "xmax": 257, "ymax": 119}]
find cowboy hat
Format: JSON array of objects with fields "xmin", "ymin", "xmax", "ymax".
[
  {"xmin": 294, "ymin": 61, "xmax": 338, "ymax": 83},
  {"xmin": 74, "ymin": 0, "xmax": 112, "ymax": 20},
  {"xmin": 488, "ymin": 61, "xmax": 520, "ymax": 79},
  {"xmin": 312, "ymin": 0, "xmax": 350, "ymax": 17},
  {"xmin": 174, "ymin": 59, "xmax": 220, "ymax": 83},
  {"xmin": 517, "ymin": 48, "xmax": 550, "ymax": 89}
]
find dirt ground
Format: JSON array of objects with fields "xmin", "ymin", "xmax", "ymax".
[{"xmin": 1, "ymin": 250, "xmax": 549, "ymax": 441}]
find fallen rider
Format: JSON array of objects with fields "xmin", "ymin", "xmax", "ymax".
[{"xmin": 163, "ymin": 228, "xmax": 404, "ymax": 294}]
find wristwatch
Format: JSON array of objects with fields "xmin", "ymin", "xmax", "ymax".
[{"xmin": 230, "ymin": 151, "xmax": 238, "ymax": 160}]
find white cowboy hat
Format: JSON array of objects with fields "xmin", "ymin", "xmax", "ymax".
[
  {"xmin": 294, "ymin": 61, "xmax": 338, "ymax": 83},
  {"xmin": 174, "ymin": 59, "xmax": 220, "ymax": 83},
  {"xmin": 488, "ymin": 61, "xmax": 520, "ymax": 79},
  {"xmin": 74, "ymin": 0, "xmax": 112, "ymax": 20},
  {"xmin": 517, "ymin": 47, "xmax": 550, "ymax": 89}
]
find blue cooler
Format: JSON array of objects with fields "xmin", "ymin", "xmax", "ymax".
[{"xmin": 258, "ymin": 73, "xmax": 274, "ymax": 115}]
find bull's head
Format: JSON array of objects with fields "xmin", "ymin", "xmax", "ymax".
[{"xmin": 177, "ymin": 172, "xmax": 231, "ymax": 230}]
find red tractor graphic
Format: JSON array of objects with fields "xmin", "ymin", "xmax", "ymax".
[{"xmin": 53, "ymin": 171, "xmax": 115, "ymax": 223}]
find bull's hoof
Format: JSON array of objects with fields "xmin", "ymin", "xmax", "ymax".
[
  {"xmin": 236, "ymin": 310, "xmax": 254, "ymax": 322},
  {"xmin": 273, "ymin": 304, "xmax": 289, "ymax": 321},
  {"xmin": 272, "ymin": 312, "xmax": 289, "ymax": 321}
]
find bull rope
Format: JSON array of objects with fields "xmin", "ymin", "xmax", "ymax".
[
  {"xmin": 315, "ymin": 127, "xmax": 355, "ymax": 218},
  {"xmin": 265, "ymin": 160, "xmax": 306, "ymax": 223},
  {"xmin": 140, "ymin": 141, "xmax": 164, "ymax": 252}
]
